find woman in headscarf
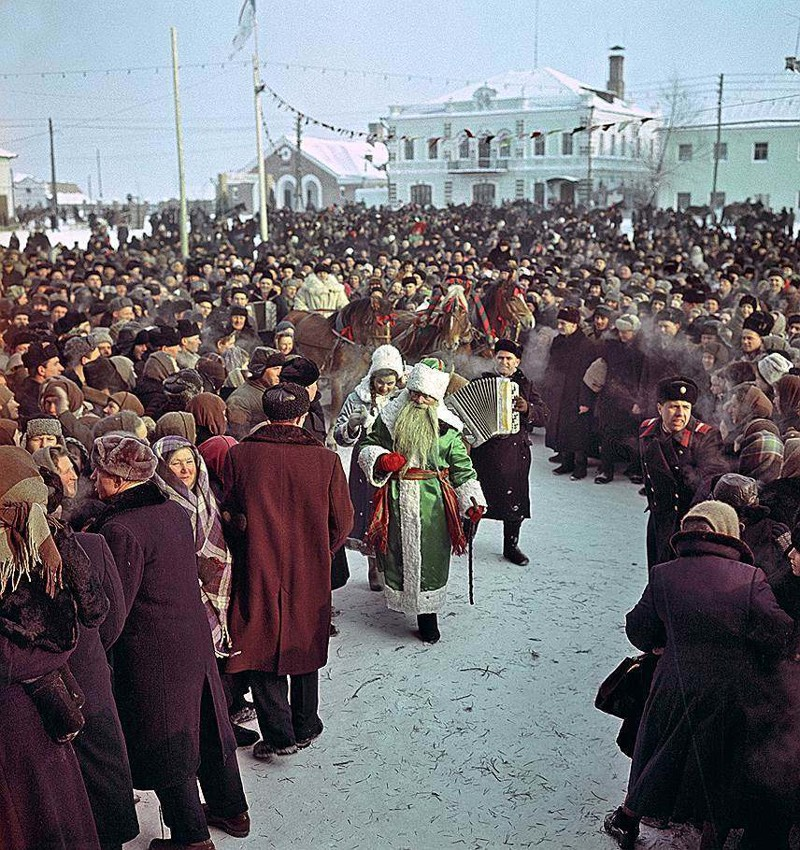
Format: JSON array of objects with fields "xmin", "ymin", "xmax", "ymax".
[
  {"xmin": 738, "ymin": 418, "xmax": 784, "ymax": 484},
  {"xmin": 153, "ymin": 410, "xmax": 197, "ymax": 444},
  {"xmin": 197, "ymin": 435, "xmax": 238, "ymax": 504},
  {"xmin": 187, "ymin": 392, "xmax": 228, "ymax": 446},
  {"xmin": 334, "ymin": 344, "xmax": 404, "ymax": 591},
  {"xmin": 760, "ymin": 436, "xmax": 800, "ymax": 529},
  {"xmin": 774, "ymin": 374, "xmax": 800, "ymax": 436},
  {"xmin": 151, "ymin": 436, "xmax": 232, "ymax": 657}
]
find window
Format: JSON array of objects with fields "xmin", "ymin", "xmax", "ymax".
[
  {"xmin": 388, "ymin": 150, "xmax": 396, "ymax": 163},
  {"xmin": 459, "ymin": 137, "xmax": 471, "ymax": 159},
  {"xmin": 515, "ymin": 179, "xmax": 525, "ymax": 199},
  {"xmin": 714, "ymin": 142, "xmax": 728, "ymax": 161},
  {"xmin": 403, "ymin": 138, "xmax": 415, "ymax": 160},
  {"xmin": 676, "ymin": 192, "xmax": 691, "ymax": 210},
  {"xmin": 427, "ymin": 138, "xmax": 439, "ymax": 160},
  {"xmin": 753, "ymin": 142, "xmax": 768, "ymax": 161},
  {"xmin": 678, "ymin": 144, "xmax": 693, "ymax": 162},
  {"xmin": 443, "ymin": 122, "xmax": 451, "ymax": 140},
  {"xmin": 499, "ymin": 136, "xmax": 512, "ymax": 158},
  {"xmin": 597, "ymin": 133, "xmax": 604, "ymax": 155},
  {"xmin": 710, "ymin": 191, "xmax": 726, "ymax": 208},
  {"xmin": 620, "ymin": 133, "xmax": 627, "ymax": 157},
  {"xmin": 410, "ymin": 184, "xmax": 432, "ymax": 205},
  {"xmin": 534, "ymin": 182, "xmax": 545, "ymax": 205},
  {"xmin": 561, "ymin": 133, "xmax": 573, "ymax": 156},
  {"xmin": 444, "ymin": 181, "xmax": 453, "ymax": 204},
  {"xmin": 472, "ymin": 183, "xmax": 496, "ymax": 205},
  {"xmin": 388, "ymin": 183, "xmax": 397, "ymax": 204},
  {"xmin": 610, "ymin": 134, "xmax": 616, "ymax": 155},
  {"xmin": 533, "ymin": 135, "xmax": 545, "ymax": 156},
  {"xmin": 635, "ymin": 135, "xmax": 641, "ymax": 158},
  {"xmin": 515, "ymin": 119, "xmax": 525, "ymax": 137}
]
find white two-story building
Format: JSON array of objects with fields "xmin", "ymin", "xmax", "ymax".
[{"xmin": 384, "ymin": 51, "xmax": 659, "ymax": 208}]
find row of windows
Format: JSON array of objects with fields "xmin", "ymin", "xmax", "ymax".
[
  {"xmin": 675, "ymin": 191, "xmax": 783, "ymax": 209},
  {"xmin": 402, "ymin": 132, "xmax": 648, "ymax": 161},
  {"xmin": 677, "ymin": 141, "xmax": 770, "ymax": 162}
]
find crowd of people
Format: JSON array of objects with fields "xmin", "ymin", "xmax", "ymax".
[{"xmin": 1, "ymin": 197, "xmax": 800, "ymax": 848}]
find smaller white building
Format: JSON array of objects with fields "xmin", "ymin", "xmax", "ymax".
[
  {"xmin": 0, "ymin": 148, "xmax": 16, "ymax": 226},
  {"xmin": 13, "ymin": 175, "xmax": 89, "ymax": 212},
  {"xmin": 655, "ymin": 94, "xmax": 800, "ymax": 212}
]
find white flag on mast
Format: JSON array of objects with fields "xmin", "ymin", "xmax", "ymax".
[{"xmin": 230, "ymin": 0, "xmax": 256, "ymax": 57}]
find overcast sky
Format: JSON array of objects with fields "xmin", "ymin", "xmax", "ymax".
[{"xmin": 0, "ymin": 0, "xmax": 796, "ymax": 201}]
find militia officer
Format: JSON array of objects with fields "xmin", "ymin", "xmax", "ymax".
[
  {"xmin": 470, "ymin": 339, "xmax": 549, "ymax": 566},
  {"xmin": 640, "ymin": 376, "xmax": 728, "ymax": 569}
]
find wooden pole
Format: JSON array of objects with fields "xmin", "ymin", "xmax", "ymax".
[
  {"xmin": 294, "ymin": 113, "xmax": 303, "ymax": 211},
  {"xmin": 48, "ymin": 118, "xmax": 58, "ymax": 230},
  {"xmin": 170, "ymin": 26, "xmax": 189, "ymax": 259},
  {"xmin": 252, "ymin": 18, "xmax": 269, "ymax": 242},
  {"xmin": 711, "ymin": 73, "xmax": 724, "ymax": 222}
]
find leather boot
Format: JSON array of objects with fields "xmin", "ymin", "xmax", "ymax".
[
  {"xmin": 417, "ymin": 614, "xmax": 440, "ymax": 643},
  {"xmin": 503, "ymin": 520, "xmax": 529, "ymax": 565},
  {"xmin": 148, "ymin": 840, "xmax": 215, "ymax": 850},
  {"xmin": 367, "ymin": 556, "xmax": 383, "ymax": 591}
]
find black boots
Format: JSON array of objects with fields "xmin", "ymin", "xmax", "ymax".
[
  {"xmin": 603, "ymin": 808, "xmax": 640, "ymax": 849},
  {"xmin": 417, "ymin": 614, "xmax": 440, "ymax": 644},
  {"xmin": 503, "ymin": 520, "xmax": 529, "ymax": 566}
]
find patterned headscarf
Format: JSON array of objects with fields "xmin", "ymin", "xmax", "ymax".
[{"xmin": 151, "ymin": 436, "xmax": 232, "ymax": 656}]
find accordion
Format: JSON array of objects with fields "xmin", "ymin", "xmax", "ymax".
[{"xmin": 444, "ymin": 376, "xmax": 520, "ymax": 447}]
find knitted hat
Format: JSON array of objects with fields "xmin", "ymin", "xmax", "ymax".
[
  {"xmin": 615, "ymin": 314, "xmax": 641, "ymax": 333},
  {"xmin": 279, "ymin": 356, "xmax": 320, "ymax": 387},
  {"xmin": 712, "ymin": 473, "xmax": 759, "ymax": 508},
  {"xmin": 249, "ymin": 347, "xmax": 285, "ymax": 378},
  {"xmin": 681, "ymin": 500, "xmax": 741, "ymax": 539},
  {"xmin": 368, "ymin": 344, "xmax": 403, "ymax": 378},
  {"xmin": 25, "ymin": 415, "xmax": 63, "ymax": 439},
  {"xmin": 92, "ymin": 434, "xmax": 157, "ymax": 482},
  {"xmin": 757, "ymin": 353, "xmax": 793, "ymax": 387},
  {"xmin": 153, "ymin": 411, "xmax": 197, "ymax": 444},
  {"xmin": 407, "ymin": 358, "xmax": 451, "ymax": 402},
  {"xmin": 262, "ymin": 382, "xmax": 310, "ymax": 421},
  {"xmin": 88, "ymin": 329, "xmax": 113, "ymax": 348}
]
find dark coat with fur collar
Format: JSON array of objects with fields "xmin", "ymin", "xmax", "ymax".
[
  {"xmin": 90, "ymin": 481, "xmax": 235, "ymax": 789},
  {"xmin": 224, "ymin": 424, "xmax": 353, "ymax": 675},
  {"xmin": 625, "ymin": 530, "xmax": 792, "ymax": 825}
]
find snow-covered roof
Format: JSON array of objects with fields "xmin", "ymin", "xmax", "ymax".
[
  {"xmin": 0, "ymin": 148, "xmax": 17, "ymax": 159},
  {"xmin": 269, "ymin": 136, "xmax": 388, "ymax": 180},
  {"xmin": 670, "ymin": 93, "xmax": 800, "ymax": 130},
  {"xmin": 392, "ymin": 67, "xmax": 654, "ymax": 119}
]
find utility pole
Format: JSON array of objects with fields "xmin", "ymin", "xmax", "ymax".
[
  {"xmin": 711, "ymin": 73, "xmax": 724, "ymax": 222},
  {"xmin": 252, "ymin": 17, "xmax": 269, "ymax": 242},
  {"xmin": 48, "ymin": 118, "xmax": 58, "ymax": 231},
  {"xmin": 96, "ymin": 148, "xmax": 103, "ymax": 199},
  {"xmin": 533, "ymin": 0, "xmax": 540, "ymax": 69},
  {"xmin": 88, "ymin": 174, "xmax": 93, "ymax": 202},
  {"xmin": 294, "ymin": 113, "xmax": 303, "ymax": 211},
  {"xmin": 585, "ymin": 105, "xmax": 594, "ymax": 208},
  {"xmin": 170, "ymin": 26, "xmax": 189, "ymax": 259}
]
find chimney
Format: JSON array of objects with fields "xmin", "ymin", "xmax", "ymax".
[{"xmin": 607, "ymin": 45, "xmax": 625, "ymax": 100}]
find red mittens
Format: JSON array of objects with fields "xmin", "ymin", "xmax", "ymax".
[
  {"xmin": 377, "ymin": 452, "xmax": 407, "ymax": 473},
  {"xmin": 467, "ymin": 505, "xmax": 486, "ymax": 524}
]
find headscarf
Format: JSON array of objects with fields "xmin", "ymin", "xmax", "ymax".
[
  {"xmin": 40, "ymin": 376, "xmax": 84, "ymax": 413},
  {"xmin": 0, "ymin": 385, "xmax": 16, "ymax": 419},
  {"xmin": 0, "ymin": 419, "xmax": 18, "ymax": 446},
  {"xmin": 153, "ymin": 411, "xmax": 196, "ymax": 443},
  {"xmin": 186, "ymin": 393, "xmax": 227, "ymax": 439},
  {"xmin": 0, "ymin": 447, "xmax": 62, "ymax": 599},
  {"xmin": 777, "ymin": 374, "xmax": 800, "ymax": 418},
  {"xmin": 781, "ymin": 437, "xmax": 800, "ymax": 480},
  {"xmin": 197, "ymin": 435, "xmax": 237, "ymax": 488},
  {"xmin": 738, "ymin": 427, "xmax": 784, "ymax": 483},
  {"xmin": 151, "ymin": 436, "xmax": 231, "ymax": 655}
]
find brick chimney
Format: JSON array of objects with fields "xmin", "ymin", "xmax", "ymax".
[{"xmin": 607, "ymin": 46, "xmax": 625, "ymax": 100}]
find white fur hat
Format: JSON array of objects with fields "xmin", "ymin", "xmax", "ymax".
[
  {"xmin": 757, "ymin": 352, "xmax": 793, "ymax": 387},
  {"xmin": 406, "ymin": 359, "xmax": 450, "ymax": 402},
  {"xmin": 369, "ymin": 344, "xmax": 404, "ymax": 379}
]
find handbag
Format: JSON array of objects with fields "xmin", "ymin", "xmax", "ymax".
[
  {"xmin": 23, "ymin": 665, "xmax": 86, "ymax": 744},
  {"xmin": 595, "ymin": 652, "xmax": 658, "ymax": 720}
]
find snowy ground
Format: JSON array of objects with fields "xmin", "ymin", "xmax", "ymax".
[{"xmin": 124, "ymin": 436, "xmax": 712, "ymax": 850}]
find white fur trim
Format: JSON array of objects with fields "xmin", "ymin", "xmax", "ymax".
[
  {"xmin": 383, "ymin": 477, "xmax": 447, "ymax": 615},
  {"xmin": 407, "ymin": 362, "xmax": 450, "ymax": 401},
  {"xmin": 358, "ymin": 444, "xmax": 392, "ymax": 487},
  {"xmin": 455, "ymin": 477, "xmax": 486, "ymax": 517}
]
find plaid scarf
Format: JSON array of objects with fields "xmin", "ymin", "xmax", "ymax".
[
  {"xmin": 152, "ymin": 436, "xmax": 232, "ymax": 656},
  {"xmin": 739, "ymin": 430, "xmax": 784, "ymax": 484}
]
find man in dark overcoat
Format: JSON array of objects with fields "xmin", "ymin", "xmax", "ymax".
[
  {"xmin": 543, "ymin": 305, "xmax": 597, "ymax": 480},
  {"xmin": 224, "ymin": 383, "xmax": 353, "ymax": 759},
  {"xmin": 90, "ymin": 434, "xmax": 248, "ymax": 849},
  {"xmin": 639, "ymin": 376, "xmax": 728, "ymax": 569},
  {"xmin": 470, "ymin": 339, "xmax": 548, "ymax": 565}
]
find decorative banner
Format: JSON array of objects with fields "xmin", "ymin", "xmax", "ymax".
[{"xmin": 230, "ymin": 0, "xmax": 256, "ymax": 58}]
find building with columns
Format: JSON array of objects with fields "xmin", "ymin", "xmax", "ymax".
[{"xmin": 384, "ymin": 51, "xmax": 659, "ymax": 208}]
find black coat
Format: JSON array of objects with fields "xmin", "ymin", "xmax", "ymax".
[
  {"xmin": 592, "ymin": 337, "xmax": 644, "ymax": 436},
  {"xmin": 760, "ymin": 477, "xmax": 800, "ymax": 529},
  {"xmin": 90, "ymin": 481, "xmax": 236, "ymax": 789},
  {"xmin": 625, "ymin": 530, "xmax": 792, "ymax": 825},
  {"xmin": 640, "ymin": 416, "xmax": 729, "ymax": 568},
  {"xmin": 470, "ymin": 369, "xmax": 548, "ymax": 521},
  {"xmin": 71, "ymin": 531, "xmax": 139, "ymax": 846},
  {"xmin": 543, "ymin": 330, "xmax": 596, "ymax": 453}
]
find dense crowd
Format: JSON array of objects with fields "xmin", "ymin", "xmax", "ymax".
[{"xmin": 2, "ymin": 198, "xmax": 800, "ymax": 849}]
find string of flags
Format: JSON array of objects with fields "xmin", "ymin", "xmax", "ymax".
[{"xmin": 387, "ymin": 116, "xmax": 655, "ymax": 143}]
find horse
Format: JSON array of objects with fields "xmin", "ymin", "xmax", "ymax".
[
  {"xmin": 390, "ymin": 284, "xmax": 474, "ymax": 363},
  {"xmin": 480, "ymin": 279, "xmax": 535, "ymax": 347}
]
